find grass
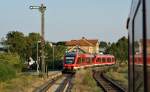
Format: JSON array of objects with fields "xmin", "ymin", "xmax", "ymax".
[
  {"xmin": 0, "ymin": 73, "xmax": 48, "ymax": 92},
  {"xmin": 0, "ymin": 62, "xmax": 16, "ymax": 81},
  {"xmin": 72, "ymin": 69, "xmax": 102, "ymax": 92},
  {"xmin": 0, "ymin": 53, "xmax": 22, "ymax": 82},
  {"xmin": 106, "ymin": 62, "xmax": 128, "ymax": 88}
]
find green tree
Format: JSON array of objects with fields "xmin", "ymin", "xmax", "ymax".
[
  {"xmin": 5, "ymin": 31, "xmax": 26, "ymax": 60},
  {"xmin": 25, "ymin": 32, "xmax": 40, "ymax": 60},
  {"xmin": 108, "ymin": 36, "xmax": 128, "ymax": 63},
  {"xmin": 99, "ymin": 41, "xmax": 108, "ymax": 48}
]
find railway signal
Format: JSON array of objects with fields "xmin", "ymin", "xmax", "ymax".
[{"xmin": 29, "ymin": 4, "xmax": 46, "ymax": 76}]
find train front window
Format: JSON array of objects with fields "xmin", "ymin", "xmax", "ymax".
[{"xmin": 65, "ymin": 57, "xmax": 75, "ymax": 64}]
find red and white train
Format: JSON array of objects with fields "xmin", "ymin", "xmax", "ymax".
[{"xmin": 63, "ymin": 52, "xmax": 115, "ymax": 72}]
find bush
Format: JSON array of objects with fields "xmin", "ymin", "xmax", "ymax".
[
  {"xmin": 0, "ymin": 53, "xmax": 22, "ymax": 81},
  {"xmin": 0, "ymin": 53, "xmax": 22, "ymax": 72},
  {"xmin": 0, "ymin": 62, "xmax": 16, "ymax": 81}
]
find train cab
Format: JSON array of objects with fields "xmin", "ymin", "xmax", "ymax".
[{"xmin": 63, "ymin": 52, "xmax": 77, "ymax": 72}]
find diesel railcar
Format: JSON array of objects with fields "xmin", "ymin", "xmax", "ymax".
[{"xmin": 63, "ymin": 52, "xmax": 115, "ymax": 72}]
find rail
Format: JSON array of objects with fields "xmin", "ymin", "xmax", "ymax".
[
  {"xmin": 93, "ymin": 70, "xmax": 127, "ymax": 92},
  {"xmin": 55, "ymin": 74, "xmax": 74, "ymax": 92},
  {"xmin": 33, "ymin": 72, "xmax": 62, "ymax": 92}
]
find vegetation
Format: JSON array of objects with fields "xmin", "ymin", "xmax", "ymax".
[
  {"xmin": 3, "ymin": 31, "xmax": 40, "ymax": 61},
  {"xmin": 1, "ymin": 31, "xmax": 66, "ymax": 70},
  {"xmin": 0, "ymin": 73, "xmax": 48, "ymax": 92},
  {"xmin": 107, "ymin": 36, "xmax": 128, "ymax": 63},
  {"xmin": 72, "ymin": 69, "xmax": 102, "ymax": 92},
  {"xmin": 106, "ymin": 62, "xmax": 128, "ymax": 88},
  {"xmin": 100, "ymin": 36, "xmax": 128, "ymax": 64},
  {"xmin": 45, "ymin": 42, "xmax": 66, "ymax": 70},
  {"xmin": 0, "ymin": 53, "xmax": 22, "ymax": 81}
]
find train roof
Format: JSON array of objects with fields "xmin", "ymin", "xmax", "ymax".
[
  {"xmin": 65, "ymin": 52, "xmax": 94, "ymax": 57},
  {"xmin": 95, "ymin": 54, "xmax": 115, "ymax": 58},
  {"xmin": 78, "ymin": 53, "xmax": 94, "ymax": 57},
  {"xmin": 65, "ymin": 52, "xmax": 77, "ymax": 57}
]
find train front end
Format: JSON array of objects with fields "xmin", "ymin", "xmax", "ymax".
[{"xmin": 63, "ymin": 52, "xmax": 77, "ymax": 73}]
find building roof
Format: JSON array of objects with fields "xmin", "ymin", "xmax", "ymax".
[{"xmin": 66, "ymin": 37, "xmax": 99, "ymax": 46}]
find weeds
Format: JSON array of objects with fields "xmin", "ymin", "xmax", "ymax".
[
  {"xmin": 106, "ymin": 62, "xmax": 128, "ymax": 88},
  {"xmin": 72, "ymin": 69, "xmax": 102, "ymax": 92}
]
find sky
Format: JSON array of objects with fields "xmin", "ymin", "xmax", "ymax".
[{"xmin": 0, "ymin": 0, "xmax": 131, "ymax": 43}]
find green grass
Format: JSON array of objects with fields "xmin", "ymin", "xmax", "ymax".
[
  {"xmin": 0, "ymin": 74, "xmax": 39, "ymax": 92},
  {"xmin": 72, "ymin": 69, "xmax": 102, "ymax": 92},
  {"xmin": 0, "ymin": 53, "xmax": 23, "ymax": 82},
  {"xmin": 0, "ymin": 62, "xmax": 16, "ymax": 81},
  {"xmin": 106, "ymin": 62, "xmax": 128, "ymax": 88}
]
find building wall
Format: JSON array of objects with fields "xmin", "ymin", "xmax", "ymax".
[{"xmin": 67, "ymin": 42, "xmax": 99, "ymax": 54}]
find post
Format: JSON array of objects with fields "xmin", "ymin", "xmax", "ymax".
[
  {"xmin": 36, "ymin": 41, "xmax": 40, "ymax": 74},
  {"xmin": 40, "ymin": 4, "xmax": 46, "ymax": 75},
  {"xmin": 53, "ymin": 46, "xmax": 54, "ymax": 70},
  {"xmin": 37, "ymin": 42, "xmax": 39, "ymax": 74},
  {"xmin": 30, "ymin": 4, "xmax": 46, "ymax": 76}
]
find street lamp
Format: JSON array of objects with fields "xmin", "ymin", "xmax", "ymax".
[
  {"xmin": 36, "ymin": 41, "xmax": 41, "ymax": 74},
  {"xmin": 49, "ymin": 43, "xmax": 55, "ymax": 71},
  {"xmin": 30, "ymin": 4, "xmax": 46, "ymax": 76}
]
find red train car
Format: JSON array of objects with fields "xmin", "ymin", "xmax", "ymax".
[
  {"xmin": 93, "ymin": 55, "xmax": 115, "ymax": 66},
  {"xmin": 63, "ymin": 52, "xmax": 115, "ymax": 72}
]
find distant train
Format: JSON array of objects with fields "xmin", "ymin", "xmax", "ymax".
[{"xmin": 63, "ymin": 52, "xmax": 115, "ymax": 72}]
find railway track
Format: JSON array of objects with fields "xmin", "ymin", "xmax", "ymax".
[
  {"xmin": 34, "ymin": 73, "xmax": 74, "ymax": 92},
  {"xmin": 93, "ymin": 70, "xmax": 126, "ymax": 92},
  {"xmin": 54, "ymin": 74, "xmax": 73, "ymax": 92}
]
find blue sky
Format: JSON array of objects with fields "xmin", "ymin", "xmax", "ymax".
[{"xmin": 0, "ymin": 0, "xmax": 131, "ymax": 42}]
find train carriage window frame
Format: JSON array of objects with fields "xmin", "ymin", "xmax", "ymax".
[{"xmin": 130, "ymin": 0, "xmax": 147, "ymax": 91}]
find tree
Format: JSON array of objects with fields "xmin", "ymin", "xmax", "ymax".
[
  {"xmin": 107, "ymin": 36, "xmax": 128, "ymax": 63},
  {"xmin": 99, "ymin": 41, "xmax": 108, "ymax": 48},
  {"xmin": 25, "ymin": 32, "xmax": 40, "ymax": 60},
  {"xmin": 5, "ymin": 31, "xmax": 26, "ymax": 60}
]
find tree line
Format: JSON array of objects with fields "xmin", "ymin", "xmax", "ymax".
[
  {"xmin": 2, "ymin": 31, "xmax": 66, "ymax": 70},
  {"xmin": 100, "ymin": 36, "xmax": 128, "ymax": 63}
]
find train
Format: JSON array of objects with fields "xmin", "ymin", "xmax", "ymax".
[
  {"xmin": 127, "ymin": 0, "xmax": 150, "ymax": 91},
  {"xmin": 62, "ymin": 52, "xmax": 115, "ymax": 72}
]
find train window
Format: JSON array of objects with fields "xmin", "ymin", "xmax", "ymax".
[
  {"xmin": 96, "ymin": 58, "xmax": 99, "ymax": 62},
  {"xmin": 107, "ymin": 58, "xmax": 111, "ymax": 62},
  {"xmin": 65, "ymin": 57, "xmax": 75, "ymax": 64},
  {"xmin": 82, "ymin": 58, "xmax": 86, "ymax": 63},
  {"xmin": 133, "ymin": 2, "xmax": 144, "ymax": 91},
  {"xmin": 86, "ymin": 58, "xmax": 91, "ymax": 63},
  {"xmin": 99, "ymin": 58, "xmax": 102, "ymax": 62},
  {"xmin": 77, "ymin": 58, "xmax": 82, "ymax": 64},
  {"xmin": 102, "ymin": 58, "xmax": 105, "ymax": 63},
  {"xmin": 146, "ymin": 0, "xmax": 150, "ymax": 90}
]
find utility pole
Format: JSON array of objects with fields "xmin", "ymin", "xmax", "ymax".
[{"xmin": 30, "ymin": 4, "xmax": 46, "ymax": 76}]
